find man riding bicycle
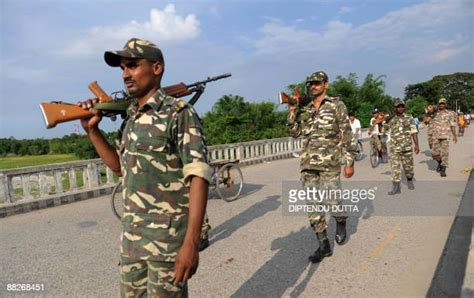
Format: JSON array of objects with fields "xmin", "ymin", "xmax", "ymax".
[{"xmin": 369, "ymin": 109, "xmax": 388, "ymax": 162}]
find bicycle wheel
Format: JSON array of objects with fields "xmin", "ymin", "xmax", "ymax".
[
  {"xmin": 355, "ymin": 141, "xmax": 363, "ymax": 161},
  {"xmin": 370, "ymin": 147, "xmax": 380, "ymax": 168},
  {"xmin": 216, "ymin": 163, "xmax": 244, "ymax": 202},
  {"xmin": 111, "ymin": 181, "xmax": 123, "ymax": 220},
  {"xmin": 381, "ymin": 152, "xmax": 389, "ymax": 163}
]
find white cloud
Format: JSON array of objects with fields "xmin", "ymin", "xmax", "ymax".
[
  {"xmin": 339, "ymin": 6, "xmax": 353, "ymax": 14},
  {"xmin": 252, "ymin": 0, "xmax": 472, "ymax": 64},
  {"xmin": 59, "ymin": 4, "xmax": 200, "ymax": 57},
  {"xmin": 429, "ymin": 46, "xmax": 470, "ymax": 63}
]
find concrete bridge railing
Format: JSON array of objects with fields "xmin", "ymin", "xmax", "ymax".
[
  {"xmin": 0, "ymin": 136, "xmax": 304, "ymax": 217},
  {"xmin": 0, "ymin": 125, "xmax": 384, "ymax": 217}
]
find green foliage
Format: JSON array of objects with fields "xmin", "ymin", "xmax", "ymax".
[
  {"xmin": 0, "ymin": 131, "xmax": 120, "ymax": 159},
  {"xmin": 73, "ymin": 138, "xmax": 98, "ymax": 159},
  {"xmin": 0, "ymin": 137, "xmax": 49, "ymax": 157},
  {"xmin": 404, "ymin": 72, "xmax": 474, "ymax": 112},
  {"xmin": 0, "ymin": 154, "xmax": 79, "ymax": 170},
  {"xmin": 406, "ymin": 96, "xmax": 428, "ymax": 118},
  {"xmin": 201, "ymin": 95, "xmax": 290, "ymax": 145},
  {"xmin": 328, "ymin": 73, "xmax": 360, "ymax": 113}
]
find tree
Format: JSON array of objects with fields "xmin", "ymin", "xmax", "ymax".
[
  {"xmin": 328, "ymin": 73, "xmax": 359, "ymax": 113},
  {"xmin": 404, "ymin": 72, "xmax": 474, "ymax": 113},
  {"xmin": 201, "ymin": 95, "xmax": 290, "ymax": 145},
  {"xmin": 406, "ymin": 96, "xmax": 428, "ymax": 119}
]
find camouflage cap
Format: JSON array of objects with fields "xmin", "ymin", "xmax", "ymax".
[
  {"xmin": 104, "ymin": 38, "xmax": 164, "ymax": 67},
  {"xmin": 394, "ymin": 100, "xmax": 405, "ymax": 107},
  {"xmin": 438, "ymin": 98, "xmax": 447, "ymax": 104},
  {"xmin": 305, "ymin": 71, "xmax": 329, "ymax": 84}
]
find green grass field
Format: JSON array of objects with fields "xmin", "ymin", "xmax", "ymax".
[{"xmin": 0, "ymin": 154, "xmax": 80, "ymax": 170}]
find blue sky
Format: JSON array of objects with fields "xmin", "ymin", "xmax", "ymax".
[{"xmin": 1, "ymin": 0, "xmax": 473, "ymax": 139}]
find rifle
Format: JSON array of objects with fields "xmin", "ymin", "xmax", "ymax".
[
  {"xmin": 39, "ymin": 73, "xmax": 232, "ymax": 129},
  {"xmin": 423, "ymin": 105, "xmax": 436, "ymax": 125},
  {"xmin": 279, "ymin": 85, "xmax": 310, "ymax": 107}
]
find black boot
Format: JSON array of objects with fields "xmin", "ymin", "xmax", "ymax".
[
  {"xmin": 335, "ymin": 220, "xmax": 347, "ymax": 245},
  {"xmin": 388, "ymin": 182, "xmax": 401, "ymax": 195},
  {"xmin": 436, "ymin": 160, "xmax": 441, "ymax": 172},
  {"xmin": 198, "ymin": 238, "xmax": 210, "ymax": 251},
  {"xmin": 407, "ymin": 178, "xmax": 415, "ymax": 190},
  {"xmin": 440, "ymin": 166, "xmax": 447, "ymax": 177},
  {"xmin": 309, "ymin": 230, "xmax": 332, "ymax": 263}
]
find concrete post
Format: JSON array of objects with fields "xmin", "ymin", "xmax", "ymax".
[{"xmin": 0, "ymin": 173, "xmax": 11, "ymax": 204}]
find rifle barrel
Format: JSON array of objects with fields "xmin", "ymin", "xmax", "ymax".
[{"xmin": 187, "ymin": 73, "xmax": 232, "ymax": 88}]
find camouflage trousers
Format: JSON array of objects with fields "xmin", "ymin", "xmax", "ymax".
[
  {"xmin": 427, "ymin": 133, "xmax": 434, "ymax": 149},
  {"xmin": 120, "ymin": 255, "xmax": 187, "ymax": 298},
  {"xmin": 301, "ymin": 170, "xmax": 347, "ymax": 233},
  {"xmin": 201, "ymin": 213, "xmax": 211, "ymax": 239},
  {"xmin": 390, "ymin": 150, "xmax": 414, "ymax": 182},
  {"xmin": 431, "ymin": 138, "xmax": 449, "ymax": 167}
]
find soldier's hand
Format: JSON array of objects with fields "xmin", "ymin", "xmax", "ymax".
[
  {"xmin": 343, "ymin": 165, "xmax": 354, "ymax": 178},
  {"xmin": 289, "ymin": 105, "xmax": 298, "ymax": 114},
  {"xmin": 288, "ymin": 96, "xmax": 300, "ymax": 113},
  {"xmin": 453, "ymin": 136, "xmax": 458, "ymax": 144},
  {"xmin": 173, "ymin": 241, "xmax": 199, "ymax": 286},
  {"xmin": 77, "ymin": 98, "xmax": 102, "ymax": 132},
  {"xmin": 414, "ymin": 146, "xmax": 420, "ymax": 155}
]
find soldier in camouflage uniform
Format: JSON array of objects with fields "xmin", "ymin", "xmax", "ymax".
[
  {"xmin": 287, "ymin": 71, "xmax": 357, "ymax": 263},
  {"xmin": 78, "ymin": 38, "xmax": 212, "ymax": 297},
  {"xmin": 431, "ymin": 98, "xmax": 457, "ymax": 177},
  {"xmin": 383, "ymin": 101, "xmax": 420, "ymax": 195},
  {"xmin": 423, "ymin": 104, "xmax": 437, "ymax": 149}
]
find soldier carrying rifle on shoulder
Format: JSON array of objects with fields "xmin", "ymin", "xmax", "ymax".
[{"xmin": 285, "ymin": 71, "xmax": 357, "ymax": 263}]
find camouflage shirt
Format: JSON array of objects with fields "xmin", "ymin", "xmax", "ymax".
[
  {"xmin": 117, "ymin": 88, "xmax": 212, "ymax": 262},
  {"xmin": 287, "ymin": 96, "xmax": 356, "ymax": 172},
  {"xmin": 425, "ymin": 111, "xmax": 436, "ymax": 135},
  {"xmin": 432, "ymin": 110, "xmax": 456, "ymax": 139},
  {"xmin": 384, "ymin": 113, "xmax": 417, "ymax": 153}
]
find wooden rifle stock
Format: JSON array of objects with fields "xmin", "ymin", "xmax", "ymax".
[
  {"xmin": 88, "ymin": 81, "xmax": 113, "ymax": 102},
  {"xmin": 279, "ymin": 86, "xmax": 302, "ymax": 106},
  {"xmin": 40, "ymin": 81, "xmax": 114, "ymax": 128}
]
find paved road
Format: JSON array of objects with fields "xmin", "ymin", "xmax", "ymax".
[{"xmin": 0, "ymin": 127, "xmax": 472, "ymax": 297}]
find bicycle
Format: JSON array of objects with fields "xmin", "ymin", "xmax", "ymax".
[
  {"xmin": 355, "ymin": 138, "xmax": 364, "ymax": 161},
  {"xmin": 369, "ymin": 134, "xmax": 388, "ymax": 168},
  {"xmin": 111, "ymin": 159, "xmax": 244, "ymax": 220}
]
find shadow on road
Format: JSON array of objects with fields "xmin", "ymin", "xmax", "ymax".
[
  {"xmin": 343, "ymin": 197, "xmax": 374, "ymax": 240},
  {"xmin": 209, "ymin": 195, "xmax": 280, "ymax": 245},
  {"xmin": 421, "ymin": 149, "xmax": 432, "ymax": 157},
  {"xmin": 209, "ymin": 183, "xmax": 264, "ymax": 201},
  {"xmin": 420, "ymin": 159, "xmax": 438, "ymax": 171},
  {"xmin": 231, "ymin": 226, "xmax": 319, "ymax": 297},
  {"xmin": 231, "ymin": 199, "xmax": 372, "ymax": 298}
]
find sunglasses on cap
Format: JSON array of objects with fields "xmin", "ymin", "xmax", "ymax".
[{"xmin": 307, "ymin": 80, "xmax": 324, "ymax": 86}]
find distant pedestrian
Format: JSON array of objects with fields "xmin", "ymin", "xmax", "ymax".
[
  {"xmin": 458, "ymin": 112, "xmax": 465, "ymax": 137},
  {"xmin": 423, "ymin": 104, "xmax": 437, "ymax": 149},
  {"xmin": 431, "ymin": 98, "xmax": 457, "ymax": 177},
  {"xmin": 384, "ymin": 100, "xmax": 419, "ymax": 195}
]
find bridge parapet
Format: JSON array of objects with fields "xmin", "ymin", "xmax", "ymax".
[{"xmin": 0, "ymin": 136, "xmax": 304, "ymax": 216}]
